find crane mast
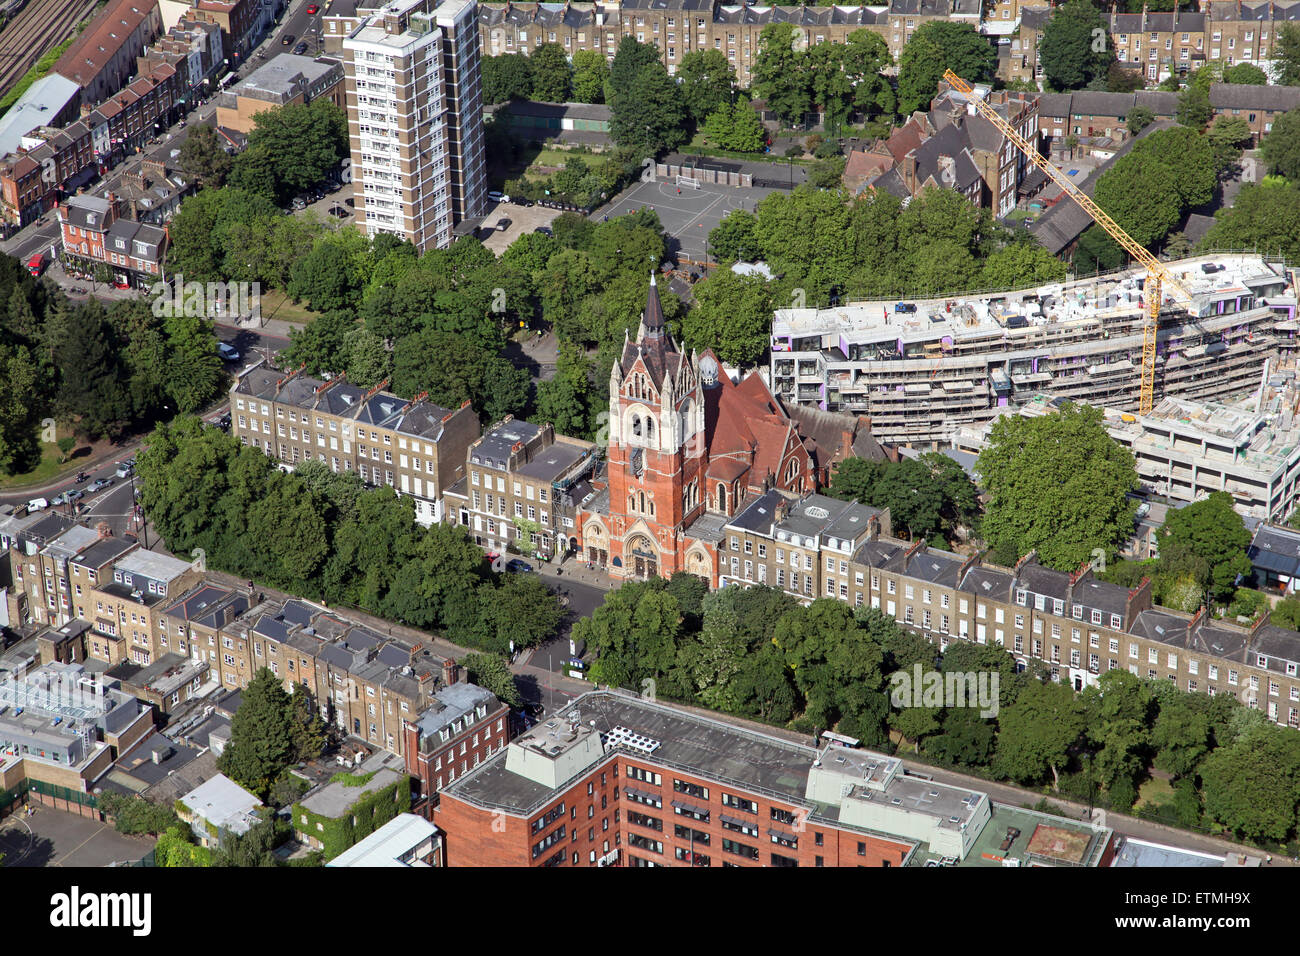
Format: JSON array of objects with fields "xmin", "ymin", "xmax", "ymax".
[{"xmin": 941, "ymin": 70, "xmax": 1197, "ymax": 415}]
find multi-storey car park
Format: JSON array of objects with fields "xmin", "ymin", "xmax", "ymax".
[{"xmin": 771, "ymin": 254, "xmax": 1299, "ymax": 448}]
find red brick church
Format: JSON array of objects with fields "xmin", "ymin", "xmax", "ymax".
[{"xmin": 578, "ymin": 275, "xmax": 817, "ymax": 583}]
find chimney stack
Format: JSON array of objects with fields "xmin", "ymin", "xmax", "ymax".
[{"xmin": 442, "ymin": 658, "xmax": 459, "ymax": 686}]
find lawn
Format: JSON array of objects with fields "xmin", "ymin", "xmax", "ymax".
[
  {"xmin": 0, "ymin": 436, "xmax": 95, "ymax": 490},
  {"xmin": 256, "ymin": 289, "xmax": 320, "ymax": 326},
  {"xmin": 1135, "ymin": 776, "xmax": 1174, "ymax": 810},
  {"xmin": 491, "ymin": 142, "xmax": 613, "ymax": 189}
]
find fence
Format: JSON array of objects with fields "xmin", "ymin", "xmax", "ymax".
[
  {"xmin": 27, "ymin": 778, "xmax": 99, "ymax": 818},
  {"xmin": 655, "ymin": 163, "xmax": 753, "ymax": 188}
]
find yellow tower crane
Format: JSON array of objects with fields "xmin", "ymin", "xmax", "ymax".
[{"xmin": 942, "ymin": 69, "xmax": 1198, "ymax": 415}]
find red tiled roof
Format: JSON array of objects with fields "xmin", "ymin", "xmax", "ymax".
[{"xmin": 54, "ymin": 0, "xmax": 160, "ymax": 87}]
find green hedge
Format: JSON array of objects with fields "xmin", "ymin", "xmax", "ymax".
[{"xmin": 294, "ymin": 776, "xmax": 411, "ymax": 861}]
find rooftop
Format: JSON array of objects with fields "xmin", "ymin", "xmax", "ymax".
[
  {"xmin": 113, "ymin": 548, "xmax": 195, "ymax": 583},
  {"xmin": 180, "ymin": 773, "xmax": 263, "ymax": 837},
  {"xmin": 327, "ymin": 813, "xmax": 439, "ymax": 867},
  {"xmin": 773, "ymin": 254, "xmax": 1286, "ymax": 349},
  {"xmin": 298, "ymin": 751, "xmax": 408, "ymax": 819},
  {"xmin": 220, "ymin": 53, "xmax": 341, "ymax": 105}
]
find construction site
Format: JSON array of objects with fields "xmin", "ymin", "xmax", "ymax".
[{"xmin": 772, "ymin": 253, "xmax": 1298, "ymax": 447}]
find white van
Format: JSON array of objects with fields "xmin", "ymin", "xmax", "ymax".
[{"xmin": 26, "ymin": 497, "xmax": 48, "ymax": 512}]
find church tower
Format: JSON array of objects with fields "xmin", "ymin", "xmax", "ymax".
[{"xmin": 603, "ymin": 274, "xmax": 707, "ymax": 580}]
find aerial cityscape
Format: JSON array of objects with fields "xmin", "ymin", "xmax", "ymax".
[{"xmin": 0, "ymin": 0, "xmax": 1294, "ymax": 904}]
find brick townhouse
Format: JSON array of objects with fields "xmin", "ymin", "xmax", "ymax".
[
  {"xmin": 435, "ymin": 689, "xmax": 944, "ymax": 867},
  {"xmin": 83, "ymin": 550, "xmax": 205, "ymax": 667},
  {"xmin": 444, "ymin": 416, "xmax": 598, "ymax": 560},
  {"xmin": 58, "ymin": 191, "xmax": 169, "ymax": 286},
  {"xmin": 402, "ymin": 678, "xmax": 513, "ymax": 806},
  {"xmin": 136, "ymin": 17, "xmax": 227, "ymax": 108},
  {"xmin": 231, "ymin": 366, "xmax": 482, "ymax": 525},
  {"xmin": 474, "ymin": 0, "xmax": 980, "ymax": 86}
]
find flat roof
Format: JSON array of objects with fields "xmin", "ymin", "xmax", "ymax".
[
  {"xmin": 114, "ymin": 548, "xmax": 194, "ymax": 582},
  {"xmin": 0, "ymin": 74, "xmax": 81, "ymax": 156},
  {"xmin": 1111, "ymin": 837, "xmax": 1227, "ymax": 867}
]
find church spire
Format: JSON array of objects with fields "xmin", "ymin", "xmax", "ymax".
[{"xmin": 642, "ymin": 271, "xmax": 664, "ymax": 338}]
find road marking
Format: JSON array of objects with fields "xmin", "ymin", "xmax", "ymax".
[{"xmin": 51, "ymin": 823, "xmax": 108, "ymax": 868}]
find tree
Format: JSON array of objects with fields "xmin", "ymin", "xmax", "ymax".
[
  {"xmin": 531, "ymin": 43, "xmax": 572, "ymax": 102},
  {"xmin": 53, "ymin": 302, "xmax": 130, "ymax": 440},
  {"xmin": 573, "ymin": 581, "xmax": 682, "ymax": 691},
  {"xmin": 676, "ymin": 265, "xmax": 773, "ymax": 367},
  {"xmin": 1275, "ymin": 23, "xmax": 1300, "ymax": 87},
  {"xmin": 244, "ymin": 99, "xmax": 349, "ymax": 205},
  {"xmin": 1176, "ymin": 82, "xmax": 1212, "ymax": 129},
  {"xmin": 1150, "ymin": 694, "xmax": 1211, "ymax": 778},
  {"xmin": 1199, "ymin": 179, "xmax": 1300, "ymax": 260},
  {"xmin": 897, "ymin": 22, "xmax": 995, "ymax": 116},
  {"xmin": 462, "ymin": 652, "xmax": 523, "ymax": 708},
  {"xmin": 217, "ymin": 668, "xmax": 300, "ymax": 799},
  {"xmin": 1158, "ymin": 491, "xmax": 1251, "ymax": 602},
  {"xmin": 1262, "ymin": 107, "xmax": 1300, "ymax": 182},
  {"xmin": 157, "ymin": 826, "xmax": 212, "ymax": 867},
  {"xmin": 177, "ymin": 122, "xmax": 232, "ymax": 187},
  {"xmin": 751, "ymin": 24, "xmax": 812, "ymax": 127},
  {"xmin": 571, "ymin": 49, "xmax": 609, "ymax": 103},
  {"xmin": 1199, "ymin": 726, "xmax": 1300, "ymax": 842},
  {"xmin": 281, "ymin": 309, "xmax": 357, "ymax": 376},
  {"xmin": 98, "ymin": 792, "xmax": 182, "ymax": 835},
  {"xmin": 701, "ymin": 100, "xmax": 766, "ymax": 153},
  {"xmin": 483, "ymin": 53, "xmax": 534, "ymax": 104},
  {"xmin": 677, "ymin": 49, "xmax": 736, "ymax": 126},
  {"xmin": 707, "ymin": 210, "xmax": 761, "ymax": 262},
  {"xmin": 1207, "ymin": 116, "xmax": 1252, "ymax": 172},
  {"xmin": 1039, "ymin": 0, "xmax": 1113, "ymax": 92},
  {"xmin": 1126, "ymin": 105, "xmax": 1156, "ymax": 135},
  {"xmin": 535, "ymin": 339, "xmax": 597, "ymax": 439},
  {"xmin": 993, "ymin": 678, "xmax": 1087, "ymax": 789},
  {"xmin": 607, "ymin": 40, "xmax": 688, "ymax": 154},
  {"xmin": 476, "ymin": 573, "xmax": 564, "ymax": 653},
  {"xmin": 212, "ymin": 815, "xmax": 286, "ymax": 868},
  {"xmin": 1223, "ymin": 62, "xmax": 1268, "ymax": 85},
  {"xmin": 980, "ymin": 242, "xmax": 1068, "ymax": 290},
  {"xmin": 977, "ymin": 402, "xmax": 1138, "ymax": 570},
  {"xmin": 1093, "ymin": 126, "xmax": 1217, "ymax": 249},
  {"xmin": 161, "ymin": 311, "xmax": 224, "ymax": 414}
]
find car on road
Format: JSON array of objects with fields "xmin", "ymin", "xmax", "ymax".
[
  {"xmin": 495, "ymin": 219, "xmax": 512, "ymax": 232},
  {"xmin": 26, "ymin": 497, "xmax": 48, "ymax": 512},
  {"xmin": 293, "ymin": 41, "xmax": 308, "ymax": 55},
  {"xmin": 115, "ymin": 462, "xmax": 133, "ymax": 479},
  {"xmin": 506, "ymin": 559, "xmax": 533, "ymax": 573},
  {"xmin": 533, "ymin": 226, "xmax": 552, "ymax": 236},
  {"xmin": 281, "ymin": 33, "xmax": 294, "ymax": 45},
  {"xmin": 487, "ymin": 191, "xmax": 508, "ymax": 203},
  {"xmin": 67, "ymin": 489, "xmax": 83, "ymax": 502},
  {"xmin": 50, "ymin": 492, "xmax": 68, "ymax": 506},
  {"xmin": 74, "ymin": 471, "xmax": 89, "ymax": 483},
  {"xmin": 306, "ymin": 2, "xmax": 319, "ymax": 11},
  {"xmin": 90, "ymin": 478, "xmax": 113, "ymax": 492},
  {"xmin": 218, "ymin": 342, "xmax": 241, "ymax": 362}
]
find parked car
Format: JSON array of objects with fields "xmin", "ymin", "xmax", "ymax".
[
  {"xmin": 506, "ymin": 559, "xmax": 533, "ymax": 573},
  {"xmin": 115, "ymin": 462, "xmax": 133, "ymax": 479},
  {"xmin": 218, "ymin": 342, "xmax": 241, "ymax": 362},
  {"xmin": 533, "ymin": 226, "xmax": 552, "ymax": 236},
  {"xmin": 50, "ymin": 492, "xmax": 68, "ymax": 506},
  {"xmin": 496, "ymin": 219, "xmax": 512, "ymax": 232},
  {"xmin": 895, "ymin": 302, "xmax": 917, "ymax": 314},
  {"xmin": 487, "ymin": 190, "xmax": 508, "ymax": 203},
  {"xmin": 26, "ymin": 497, "xmax": 48, "ymax": 512},
  {"xmin": 293, "ymin": 41, "xmax": 308, "ymax": 55},
  {"xmin": 281, "ymin": 33, "xmax": 294, "ymax": 45},
  {"xmin": 90, "ymin": 478, "xmax": 113, "ymax": 492}
]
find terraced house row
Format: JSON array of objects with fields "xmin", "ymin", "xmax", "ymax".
[
  {"xmin": 716, "ymin": 486, "xmax": 1300, "ymax": 730},
  {"xmin": 0, "ymin": 508, "xmax": 509, "ymax": 796}
]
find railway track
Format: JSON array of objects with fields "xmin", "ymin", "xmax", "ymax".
[{"xmin": 0, "ymin": 0, "xmax": 98, "ymax": 107}]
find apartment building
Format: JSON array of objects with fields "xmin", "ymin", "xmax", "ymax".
[
  {"xmin": 402, "ymin": 680, "xmax": 512, "ymax": 804},
  {"xmin": 192, "ymin": 0, "xmax": 267, "ymax": 65},
  {"xmin": 231, "ymin": 365, "xmax": 481, "ymax": 525},
  {"xmin": 52, "ymin": 0, "xmax": 164, "ymax": 107},
  {"xmin": 0, "ymin": 661, "xmax": 153, "ymax": 794},
  {"xmin": 342, "ymin": 0, "xmax": 485, "ymax": 252},
  {"xmin": 137, "ymin": 16, "xmax": 226, "ymax": 107},
  {"xmin": 445, "ymin": 416, "xmax": 597, "ymax": 559},
  {"xmin": 771, "ymin": 254, "xmax": 1297, "ymax": 447},
  {"xmin": 1204, "ymin": 0, "xmax": 1300, "ymax": 69},
  {"xmin": 58, "ymin": 192, "xmax": 169, "ymax": 284},
  {"xmin": 720, "ymin": 489, "xmax": 889, "ymax": 600},
  {"xmin": 85, "ymin": 550, "xmax": 205, "ymax": 667},
  {"xmin": 953, "ymin": 378, "xmax": 1300, "ymax": 525},
  {"xmin": 5, "ymin": 514, "xmax": 85, "ymax": 628},
  {"xmin": 476, "ymin": 0, "xmax": 979, "ymax": 86},
  {"xmin": 435, "ymin": 689, "xmax": 925, "ymax": 866},
  {"xmin": 1108, "ymin": 7, "xmax": 1208, "ymax": 83},
  {"xmin": 158, "ymin": 581, "xmax": 253, "ymax": 688},
  {"xmin": 215, "ymin": 52, "xmax": 345, "ymax": 134}
]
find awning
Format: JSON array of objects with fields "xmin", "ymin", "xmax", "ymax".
[
  {"xmin": 720, "ymin": 814, "xmax": 755, "ymax": 829},
  {"xmin": 671, "ymin": 799, "xmax": 709, "ymax": 817},
  {"xmin": 768, "ymin": 827, "xmax": 799, "ymax": 843},
  {"xmin": 623, "ymin": 786, "xmax": 658, "ymax": 803}
]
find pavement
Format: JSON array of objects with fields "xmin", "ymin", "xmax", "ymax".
[
  {"xmin": 478, "ymin": 199, "xmax": 562, "ymax": 253},
  {"xmin": 590, "ymin": 176, "xmax": 783, "ymax": 264},
  {"xmin": 0, "ymin": 807, "xmax": 154, "ymax": 867}
]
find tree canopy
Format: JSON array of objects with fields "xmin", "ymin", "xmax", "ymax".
[
  {"xmin": 977, "ymin": 402, "xmax": 1138, "ymax": 570},
  {"xmin": 1038, "ymin": 0, "xmax": 1113, "ymax": 92},
  {"xmin": 896, "ymin": 22, "xmax": 995, "ymax": 115}
]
